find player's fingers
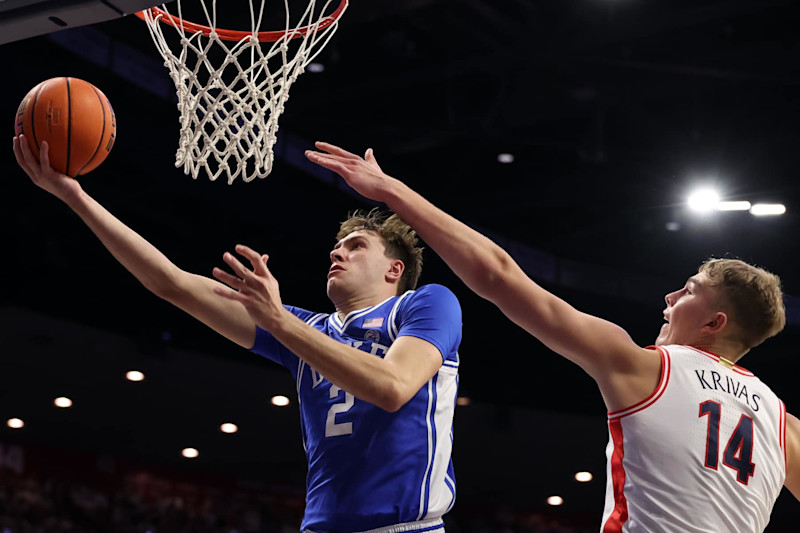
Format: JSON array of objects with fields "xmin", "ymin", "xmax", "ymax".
[
  {"xmin": 40, "ymin": 141, "xmax": 53, "ymax": 172},
  {"xmin": 365, "ymin": 148, "xmax": 383, "ymax": 172},
  {"xmin": 234, "ymin": 244, "xmax": 259, "ymax": 260},
  {"xmin": 314, "ymin": 141, "xmax": 359, "ymax": 159},
  {"xmin": 211, "ymin": 266, "xmax": 243, "ymax": 288},
  {"xmin": 222, "ymin": 251, "xmax": 253, "ymax": 282},
  {"xmin": 305, "ymin": 151, "xmax": 347, "ymax": 174},
  {"xmin": 17, "ymin": 135, "xmax": 40, "ymax": 171},
  {"xmin": 212, "ymin": 285, "xmax": 245, "ymax": 301},
  {"xmin": 235, "ymin": 244, "xmax": 269, "ymax": 276},
  {"xmin": 12, "ymin": 137, "xmax": 31, "ymax": 172}
]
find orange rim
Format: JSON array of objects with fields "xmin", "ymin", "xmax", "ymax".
[{"xmin": 135, "ymin": 0, "xmax": 348, "ymax": 42}]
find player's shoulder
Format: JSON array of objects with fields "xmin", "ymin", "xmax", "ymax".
[
  {"xmin": 403, "ymin": 283, "xmax": 460, "ymax": 307},
  {"xmin": 408, "ymin": 283, "xmax": 457, "ymax": 299}
]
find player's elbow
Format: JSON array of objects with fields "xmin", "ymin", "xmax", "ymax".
[
  {"xmin": 472, "ymin": 248, "xmax": 519, "ymax": 299},
  {"xmin": 377, "ymin": 383, "xmax": 414, "ymax": 413},
  {"xmin": 147, "ymin": 267, "xmax": 190, "ymax": 303}
]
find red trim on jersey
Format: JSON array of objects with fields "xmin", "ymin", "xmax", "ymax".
[
  {"xmin": 780, "ymin": 400, "xmax": 787, "ymax": 471},
  {"xmin": 685, "ymin": 345, "xmax": 754, "ymax": 376},
  {"xmin": 603, "ymin": 418, "xmax": 628, "ymax": 533},
  {"xmin": 608, "ymin": 347, "xmax": 671, "ymax": 419}
]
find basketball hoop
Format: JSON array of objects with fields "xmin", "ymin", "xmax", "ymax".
[{"xmin": 135, "ymin": 0, "xmax": 348, "ymax": 184}]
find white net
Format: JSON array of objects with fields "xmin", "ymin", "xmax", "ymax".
[{"xmin": 140, "ymin": 0, "xmax": 347, "ymax": 184}]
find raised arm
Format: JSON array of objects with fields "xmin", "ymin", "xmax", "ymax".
[
  {"xmin": 13, "ymin": 135, "xmax": 256, "ymax": 348},
  {"xmin": 305, "ymin": 143, "xmax": 661, "ymax": 409}
]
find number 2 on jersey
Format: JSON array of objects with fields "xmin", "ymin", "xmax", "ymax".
[
  {"xmin": 699, "ymin": 400, "xmax": 756, "ymax": 484},
  {"xmin": 326, "ymin": 384, "xmax": 355, "ymax": 437}
]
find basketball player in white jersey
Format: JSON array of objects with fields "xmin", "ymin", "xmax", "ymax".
[
  {"xmin": 13, "ymin": 136, "xmax": 462, "ymax": 533},
  {"xmin": 306, "ymin": 141, "xmax": 800, "ymax": 533}
]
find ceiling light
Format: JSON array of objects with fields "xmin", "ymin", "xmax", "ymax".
[
  {"xmin": 717, "ymin": 201, "xmax": 751, "ymax": 211},
  {"xmin": 7, "ymin": 418, "xmax": 24, "ymax": 429},
  {"xmin": 750, "ymin": 203, "xmax": 786, "ymax": 216},
  {"xmin": 497, "ymin": 153, "xmax": 514, "ymax": 164},
  {"xmin": 220, "ymin": 423, "xmax": 238, "ymax": 434},
  {"xmin": 271, "ymin": 395, "xmax": 290, "ymax": 407},
  {"xmin": 182, "ymin": 448, "xmax": 199, "ymax": 458},
  {"xmin": 126, "ymin": 370, "xmax": 145, "ymax": 382},
  {"xmin": 54, "ymin": 397, "xmax": 73, "ymax": 408},
  {"xmin": 307, "ymin": 62, "xmax": 325, "ymax": 73},
  {"xmin": 687, "ymin": 189, "xmax": 720, "ymax": 212},
  {"xmin": 456, "ymin": 397, "xmax": 470, "ymax": 406},
  {"xmin": 574, "ymin": 471, "xmax": 593, "ymax": 482},
  {"xmin": 546, "ymin": 496, "xmax": 564, "ymax": 506}
]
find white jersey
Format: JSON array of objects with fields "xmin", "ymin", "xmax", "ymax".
[{"xmin": 601, "ymin": 345, "xmax": 787, "ymax": 533}]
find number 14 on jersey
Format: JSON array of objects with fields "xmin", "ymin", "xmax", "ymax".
[{"xmin": 699, "ymin": 400, "xmax": 756, "ymax": 484}]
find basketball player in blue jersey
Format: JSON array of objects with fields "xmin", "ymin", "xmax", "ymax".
[
  {"xmin": 306, "ymin": 142, "xmax": 800, "ymax": 533},
  {"xmin": 13, "ymin": 135, "xmax": 462, "ymax": 533}
]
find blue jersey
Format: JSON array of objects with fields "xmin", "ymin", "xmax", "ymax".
[{"xmin": 251, "ymin": 284, "xmax": 462, "ymax": 533}]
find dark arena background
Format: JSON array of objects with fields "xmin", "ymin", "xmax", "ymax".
[{"xmin": 1, "ymin": 1, "xmax": 799, "ymax": 531}]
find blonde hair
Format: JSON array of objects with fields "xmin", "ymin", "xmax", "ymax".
[
  {"xmin": 337, "ymin": 208, "xmax": 424, "ymax": 294},
  {"xmin": 699, "ymin": 258, "xmax": 785, "ymax": 349}
]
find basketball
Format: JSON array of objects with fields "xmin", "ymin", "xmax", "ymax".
[{"xmin": 14, "ymin": 77, "xmax": 116, "ymax": 177}]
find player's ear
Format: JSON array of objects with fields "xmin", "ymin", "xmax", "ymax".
[
  {"xmin": 702, "ymin": 312, "xmax": 728, "ymax": 334},
  {"xmin": 386, "ymin": 259, "xmax": 404, "ymax": 284}
]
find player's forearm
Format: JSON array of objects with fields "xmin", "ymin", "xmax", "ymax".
[
  {"xmin": 269, "ymin": 310, "xmax": 406, "ymax": 411},
  {"xmin": 382, "ymin": 177, "xmax": 517, "ymax": 301},
  {"xmin": 62, "ymin": 187, "xmax": 182, "ymax": 297}
]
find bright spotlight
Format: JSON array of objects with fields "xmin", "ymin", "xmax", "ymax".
[
  {"xmin": 546, "ymin": 496, "xmax": 564, "ymax": 506},
  {"xmin": 271, "ymin": 395, "xmax": 290, "ymax": 407},
  {"xmin": 497, "ymin": 153, "xmax": 514, "ymax": 164},
  {"xmin": 575, "ymin": 471, "xmax": 593, "ymax": 482},
  {"xmin": 182, "ymin": 448, "xmax": 199, "ymax": 458},
  {"xmin": 750, "ymin": 203, "xmax": 786, "ymax": 216},
  {"xmin": 7, "ymin": 418, "xmax": 24, "ymax": 429},
  {"xmin": 687, "ymin": 189, "xmax": 720, "ymax": 212},
  {"xmin": 126, "ymin": 370, "xmax": 145, "ymax": 382},
  {"xmin": 220, "ymin": 423, "xmax": 239, "ymax": 434},
  {"xmin": 54, "ymin": 397, "xmax": 73, "ymax": 408},
  {"xmin": 717, "ymin": 201, "xmax": 751, "ymax": 211}
]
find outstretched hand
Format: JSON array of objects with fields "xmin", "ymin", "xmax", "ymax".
[
  {"xmin": 305, "ymin": 141, "xmax": 395, "ymax": 203},
  {"xmin": 212, "ymin": 244, "xmax": 286, "ymax": 331},
  {"xmin": 13, "ymin": 135, "xmax": 81, "ymax": 200}
]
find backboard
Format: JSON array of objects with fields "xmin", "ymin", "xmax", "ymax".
[{"xmin": 0, "ymin": 0, "xmax": 161, "ymax": 45}]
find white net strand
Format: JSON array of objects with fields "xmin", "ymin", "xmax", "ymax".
[{"xmin": 140, "ymin": 0, "xmax": 347, "ymax": 184}]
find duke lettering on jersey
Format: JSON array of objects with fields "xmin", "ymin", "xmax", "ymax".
[
  {"xmin": 351, "ymin": 339, "xmax": 390, "ymax": 356},
  {"xmin": 695, "ymin": 369, "xmax": 762, "ymax": 411},
  {"xmin": 251, "ymin": 284, "xmax": 462, "ymax": 533},
  {"xmin": 602, "ymin": 345, "xmax": 786, "ymax": 533}
]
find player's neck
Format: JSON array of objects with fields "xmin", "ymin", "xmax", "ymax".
[
  {"xmin": 333, "ymin": 290, "xmax": 397, "ymax": 321},
  {"xmin": 691, "ymin": 337, "xmax": 748, "ymax": 364}
]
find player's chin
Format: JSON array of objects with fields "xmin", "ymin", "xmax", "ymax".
[
  {"xmin": 325, "ymin": 278, "xmax": 341, "ymax": 298},
  {"xmin": 654, "ymin": 333, "xmax": 666, "ymax": 346}
]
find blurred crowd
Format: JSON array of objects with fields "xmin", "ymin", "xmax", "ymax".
[{"xmin": 0, "ymin": 470, "xmax": 594, "ymax": 533}]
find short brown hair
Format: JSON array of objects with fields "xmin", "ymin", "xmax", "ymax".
[
  {"xmin": 699, "ymin": 258, "xmax": 785, "ymax": 349},
  {"xmin": 337, "ymin": 208, "xmax": 424, "ymax": 294}
]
